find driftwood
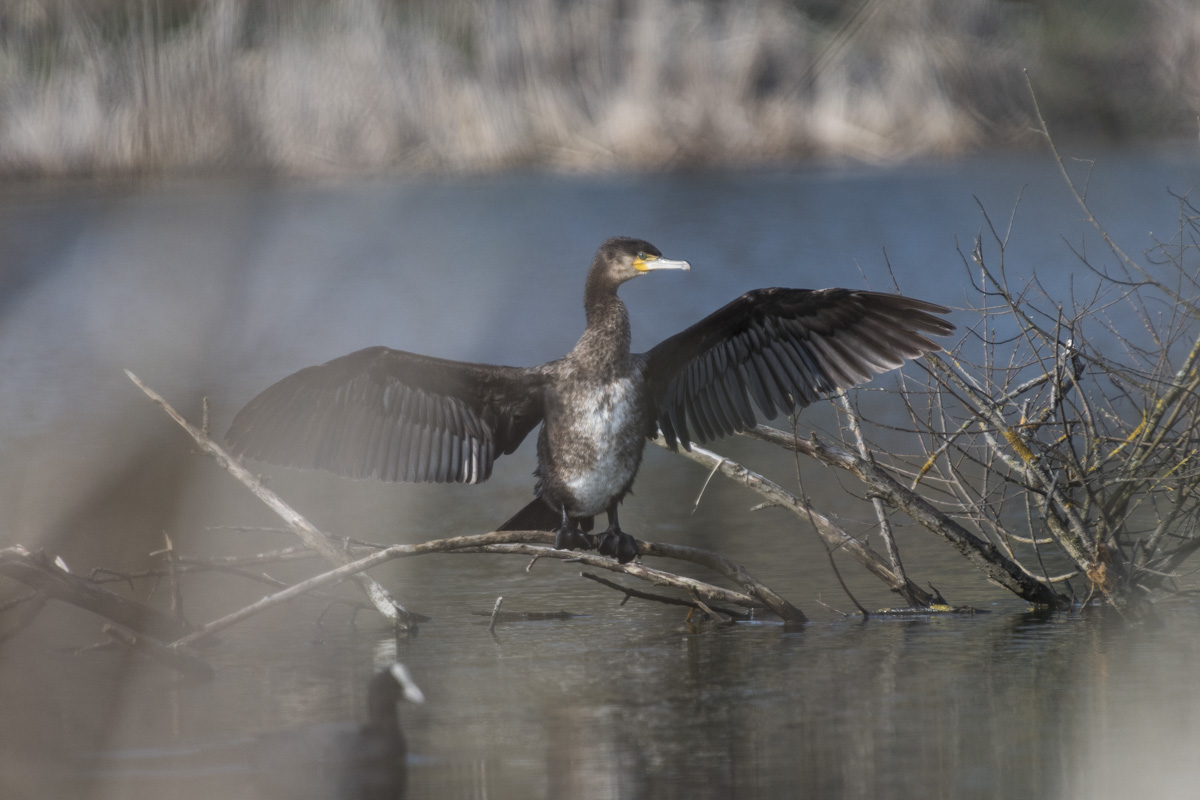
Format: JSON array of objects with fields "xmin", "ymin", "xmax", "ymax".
[
  {"xmin": 14, "ymin": 342, "xmax": 1079, "ymax": 650},
  {"xmin": 0, "ymin": 589, "xmax": 46, "ymax": 643},
  {"xmin": 650, "ymin": 434, "xmax": 952, "ymax": 606},
  {"xmin": 579, "ymin": 572, "xmax": 751, "ymax": 621},
  {"xmin": 171, "ymin": 529, "xmax": 807, "ymax": 647},
  {"xmin": 740, "ymin": 425, "xmax": 1068, "ymax": 608},
  {"xmin": 126, "ymin": 370, "xmax": 416, "ymax": 631},
  {"xmin": 84, "ymin": 371, "xmax": 806, "ymax": 649},
  {"xmin": 0, "ymin": 545, "xmax": 192, "ymax": 640},
  {"xmin": 0, "ymin": 523, "xmax": 809, "ymax": 656},
  {"xmin": 2, "ymin": 353, "xmax": 1064, "ymax": 653}
]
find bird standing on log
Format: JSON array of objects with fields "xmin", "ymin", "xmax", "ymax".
[{"xmin": 227, "ymin": 237, "xmax": 954, "ymax": 564}]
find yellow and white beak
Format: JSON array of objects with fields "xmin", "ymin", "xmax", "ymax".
[{"xmin": 634, "ymin": 254, "xmax": 691, "ymax": 273}]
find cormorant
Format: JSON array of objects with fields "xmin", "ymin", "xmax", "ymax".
[
  {"xmin": 250, "ymin": 663, "xmax": 424, "ymax": 800},
  {"xmin": 227, "ymin": 237, "xmax": 954, "ymax": 564}
]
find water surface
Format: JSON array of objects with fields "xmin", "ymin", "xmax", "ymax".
[{"xmin": 1, "ymin": 146, "xmax": 1198, "ymax": 798}]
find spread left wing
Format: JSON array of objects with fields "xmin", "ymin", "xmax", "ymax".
[
  {"xmin": 225, "ymin": 346, "xmax": 547, "ymax": 484},
  {"xmin": 639, "ymin": 288, "xmax": 954, "ymax": 449}
]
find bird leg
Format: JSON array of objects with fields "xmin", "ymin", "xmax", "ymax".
[
  {"xmin": 595, "ymin": 504, "xmax": 639, "ymax": 564},
  {"xmin": 553, "ymin": 505, "xmax": 596, "ymax": 552}
]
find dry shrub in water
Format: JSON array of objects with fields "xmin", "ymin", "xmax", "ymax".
[{"xmin": 853, "ymin": 183, "xmax": 1200, "ymax": 617}]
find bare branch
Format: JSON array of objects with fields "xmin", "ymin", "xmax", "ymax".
[
  {"xmin": 652, "ymin": 435, "xmax": 932, "ymax": 605},
  {"xmin": 125, "ymin": 370, "xmax": 415, "ymax": 630},
  {"xmin": 0, "ymin": 545, "xmax": 192, "ymax": 640},
  {"xmin": 743, "ymin": 424, "xmax": 1070, "ymax": 608},
  {"xmin": 579, "ymin": 571, "xmax": 750, "ymax": 620}
]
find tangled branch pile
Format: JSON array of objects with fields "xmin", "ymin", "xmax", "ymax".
[{"xmin": 919, "ymin": 192, "xmax": 1200, "ymax": 616}]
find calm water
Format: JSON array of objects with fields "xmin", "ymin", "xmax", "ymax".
[{"xmin": 1, "ymin": 145, "xmax": 1199, "ymax": 799}]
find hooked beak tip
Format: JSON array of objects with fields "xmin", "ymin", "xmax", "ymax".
[{"xmin": 643, "ymin": 258, "xmax": 690, "ymax": 273}]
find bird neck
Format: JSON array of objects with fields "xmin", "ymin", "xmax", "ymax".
[
  {"xmin": 584, "ymin": 284, "xmax": 628, "ymax": 327},
  {"xmin": 577, "ymin": 279, "xmax": 632, "ymax": 374}
]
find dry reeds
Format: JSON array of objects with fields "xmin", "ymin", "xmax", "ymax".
[{"xmin": 1, "ymin": 0, "xmax": 1193, "ymax": 179}]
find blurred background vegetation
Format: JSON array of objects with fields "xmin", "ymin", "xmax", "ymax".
[{"xmin": 0, "ymin": 0, "xmax": 1196, "ymax": 177}]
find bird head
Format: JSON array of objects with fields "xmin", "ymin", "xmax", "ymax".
[{"xmin": 591, "ymin": 237, "xmax": 690, "ymax": 287}]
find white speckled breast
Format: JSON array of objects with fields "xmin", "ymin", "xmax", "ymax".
[{"xmin": 560, "ymin": 376, "xmax": 644, "ymax": 515}]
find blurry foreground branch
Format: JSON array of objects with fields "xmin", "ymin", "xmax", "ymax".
[
  {"xmin": 125, "ymin": 370, "xmax": 417, "ymax": 631},
  {"xmin": 0, "ymin": 372, "xmax": 809, "ymax": 656}
]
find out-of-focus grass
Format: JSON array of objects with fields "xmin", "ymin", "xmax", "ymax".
[{"xmin": 0, "ymin": 0, "xmax": 1194, "ymax": 178}]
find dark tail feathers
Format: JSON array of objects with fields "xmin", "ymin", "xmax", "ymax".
[{"xmin": 497, "ymin": 498, "xmax": 594, "ymax": 532}]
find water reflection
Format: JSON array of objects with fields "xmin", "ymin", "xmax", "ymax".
[
  {"xmin": 4, "ymin": 580, "xmax": 1200, "ymax": 798},
  {"xmin": 2, "ymin": 149, "xmax": 1199, "ymax": 798}
]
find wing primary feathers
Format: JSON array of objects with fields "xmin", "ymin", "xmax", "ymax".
[
  {"xmin": 807, "ymin": 335, "xmax": 859, "ymax": 390},
  {"xmin": 758, "ymin": 344, "xmax": 794, "ymax": 407},
  {"xmin": 665, "ymin": 401, "xmax": 685, "ymax": 449},
  {"xmin": 414, "ymin": 424, "xmax": 431, "ymax": 482},
  {"xmin": 706, "ymin": 383, "xmax": 733, "ymax": 438},
  {"xmin": 722, "ymin": 368, "xmax": 755, "ymax": 427},
  {"xmin": 822, "ymin": 334, "xmax": 874, "ymax": 386},
  {"xmin": 398, "ymin": 421, "xmax": 416, "ymax": 481},
  {"xmin": 359, "ymin": 402, "xmax": 386, "ymax": 478},
  {"xmin": 691, "ymin": 385, "xmax": 718, "ymax": 442},
  {"xmin": 225, "ymin": 347, "xmax": 545, "ymax": 485},
  {"xmin": 772, "ymin": 341, "xmax": 814, "ymax": 407},
  {"xmin": 710, "ymin": 379, "xmax": 739, "ymax": 436},
  {"xmin": 436, "ymin": 428, "xmax": 451, "ymax": 483},
  {"xmin": 747, "ymin": 354, "xmax": 779, "ymax": 418},
  {"xmin": 641, "ymin": 287, "xmax": 953, "ymax": 447},
  {"xmin": 383, "ymin": 423, "xmax": 403, "ymax": 482}
]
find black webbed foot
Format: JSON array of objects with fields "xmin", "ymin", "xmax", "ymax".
[
  {"xmin": 552, "ymin": 506, "xmax": 596, "ymax": 552},
  {"xmin": 553, "ymin": 526, "xmax": 596, "ymax": 552},
  {"xmin": 596, "ymin": 529, "xmax": 639, "ymax": 564}
]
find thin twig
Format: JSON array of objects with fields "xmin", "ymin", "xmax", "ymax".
[
  {"xmin": 580, "ymin": 571, "xmax": 749, "ymax": 619},
  {"xmin": 743, "ymin": 424, "xmax": 1069, "ymax": 608},
  {"xmin": 653, "ymin": 435, "xmax": 912, "ymax": 604},
  {"xmin": 837, "ymin": 394, "xmax": 919, "ymax": 607},
  {"xmin": 790, "ymin": 413, "xmax": 870, "ymax": 618},
  {"xmin": 101, "ymin": 624, "xmax": 214, "ymax": 678},
  {"xmin": 487, "ymin": 596, "xmax": 503, "ymax": 633},
  {"xmin": 125, "ymin": 370, "xmax": 414, "ymax": 631}
]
